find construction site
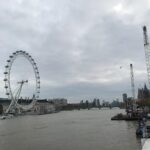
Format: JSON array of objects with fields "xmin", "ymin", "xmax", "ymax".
[{"xmin": 111, "ymin": 26, "xmax": 150, "ymax": 121}]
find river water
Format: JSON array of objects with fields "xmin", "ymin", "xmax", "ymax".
[{"xmin": 0, "ymin": 109, "xmax": 141, "ymax": 150}]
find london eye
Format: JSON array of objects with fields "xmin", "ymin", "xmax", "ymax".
[{"xmin": 4, "ymin": 50, "xmax": 40, "ymax": 114}]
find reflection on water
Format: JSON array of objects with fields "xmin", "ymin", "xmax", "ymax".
[{"xmin": 0, "ymin": 109, "xmax": 141, "ymax": 150}]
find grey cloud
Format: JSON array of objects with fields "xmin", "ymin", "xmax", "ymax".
[{"xmin": 0, "ymin": 0, "xmax": 149, "ymax": 102}]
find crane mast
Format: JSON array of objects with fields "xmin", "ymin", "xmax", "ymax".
[
  {"xmin": 143, "ymin": 26, "xmax": 150, "ymax": 87},
  {"xmin": 130, "ymin": 64, "xmax": 135, "ymax": 100}
]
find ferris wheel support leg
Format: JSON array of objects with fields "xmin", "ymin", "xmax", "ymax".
[{"xmin": 5, "ymin": 98, "xmax": 15, "ymax": 114}]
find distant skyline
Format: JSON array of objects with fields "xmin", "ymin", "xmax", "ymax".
[{"xmin": 0, "ymin": 0, "xmax": 149, "ymax": 102}]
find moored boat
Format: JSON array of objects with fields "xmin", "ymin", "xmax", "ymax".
[{"xmin": 140, "ymin": 116, "xmax": 150, "ymax": 150}]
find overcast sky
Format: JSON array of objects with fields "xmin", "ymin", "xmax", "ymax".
[{"xmin": 0, "ymin": 0, "xmax": 150, "ymax": 102}]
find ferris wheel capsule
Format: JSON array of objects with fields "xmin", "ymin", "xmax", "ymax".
[
  {"xmin": 34, "ymin": 67, "xmax": 38, "ymax": 70},
  {"xmin": 4, "ymin": 72, "xmax": 8, "ymax": 74},
  {"xmin": 7, "ymin": 60, "xmax": 11, "ymax": 62},
  {"xmin": 36, "ymin": 96, "xmax": 39, "ymax": 98},
  {"xmin": 37, "ymin": 86, "xmax": 40, "ymax": 89},
  {"xmin": 6, "ymin": 93, "xmax": 10, "ymax": 95},
  {"xmin": 5, "ymin": 65, "xmax": 9, "ymax": 68},
  {"xmin": 4, "ymin": 78, "xmax": 7, "ymax": 81}
]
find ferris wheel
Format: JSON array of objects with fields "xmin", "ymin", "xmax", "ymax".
[{"xmin": 4, "ymin": 50, "xmax": 40, "ymax": 114}]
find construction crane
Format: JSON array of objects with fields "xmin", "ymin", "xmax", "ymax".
[
  {"xmin": 143, "ymin": 26, "xmax": 150, "ymax": 88},
  {"xmin": 130, "ymin": 64, "xmax": 135, "ymax": 100}
]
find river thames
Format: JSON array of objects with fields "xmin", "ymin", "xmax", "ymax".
[{"xmin": 0, "ymin": 109, "xmax": 141, "ymax": 150}]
